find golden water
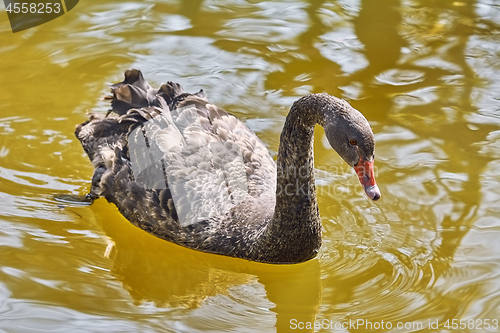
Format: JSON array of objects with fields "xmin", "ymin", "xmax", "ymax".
[{"xmin": 1, "ymin": 0, "xmax": 500, "ymax": 332}]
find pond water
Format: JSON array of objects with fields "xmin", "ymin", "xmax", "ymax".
[{"xmin": 1, "ymin": 0, "xmax": 500, "ymax": 332}]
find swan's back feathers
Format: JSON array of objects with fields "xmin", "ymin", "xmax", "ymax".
[
  {"xmin": 76, "ymin": 70, "xmax": 277, "ymax": 254},
  {"xmin": 107, "ymin": 69, "xmax": 208, "ymax": 116}
]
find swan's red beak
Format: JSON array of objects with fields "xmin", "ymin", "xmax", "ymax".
[{"xmin": 354, "ymin": 158, "xmax": 381, "ymax": 201}]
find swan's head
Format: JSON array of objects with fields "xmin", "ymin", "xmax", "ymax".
[{"xmin": 322, "ymin": 99, "xmax": 381, "ymax": 201}]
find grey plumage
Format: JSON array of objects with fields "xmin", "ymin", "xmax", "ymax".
[{"xmin": 75, "ymin": 69, "xmax": 379, "ymax": 264}]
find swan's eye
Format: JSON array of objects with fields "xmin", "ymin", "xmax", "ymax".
[{"xmin": 349, "ymin": 139, "xmax": 357, "ymax": 145}]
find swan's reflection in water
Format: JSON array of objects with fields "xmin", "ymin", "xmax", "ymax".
[{"xmin": 93, "ymin": 199, "xmax": 321, "ymax": 331}]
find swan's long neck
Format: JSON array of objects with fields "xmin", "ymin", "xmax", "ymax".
[{"xmin": 259, "ymin": 95, "xmax": 328, "ymax": 263}]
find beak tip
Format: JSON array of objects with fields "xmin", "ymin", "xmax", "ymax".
[{"xmin": 365, "ymin": 185, "xmax": 381, "ymax": 201}]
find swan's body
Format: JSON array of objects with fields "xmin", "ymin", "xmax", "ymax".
[{"xmin": 76, "ymin": 69, "xmax": 380, "ymax": 264}]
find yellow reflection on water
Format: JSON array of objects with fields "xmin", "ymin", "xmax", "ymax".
[{"xmin": 1, "ymin": 0, "xmax": 500, "ymax": 332}]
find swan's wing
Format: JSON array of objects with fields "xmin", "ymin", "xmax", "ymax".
[{"xmin": 76, "ymin": 70, "xmax": 276, "ymax": 229}]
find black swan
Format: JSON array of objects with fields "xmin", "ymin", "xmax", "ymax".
[{"xmin": 75, "ymin": 69, "xmax": 380, "ymax": 264}]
